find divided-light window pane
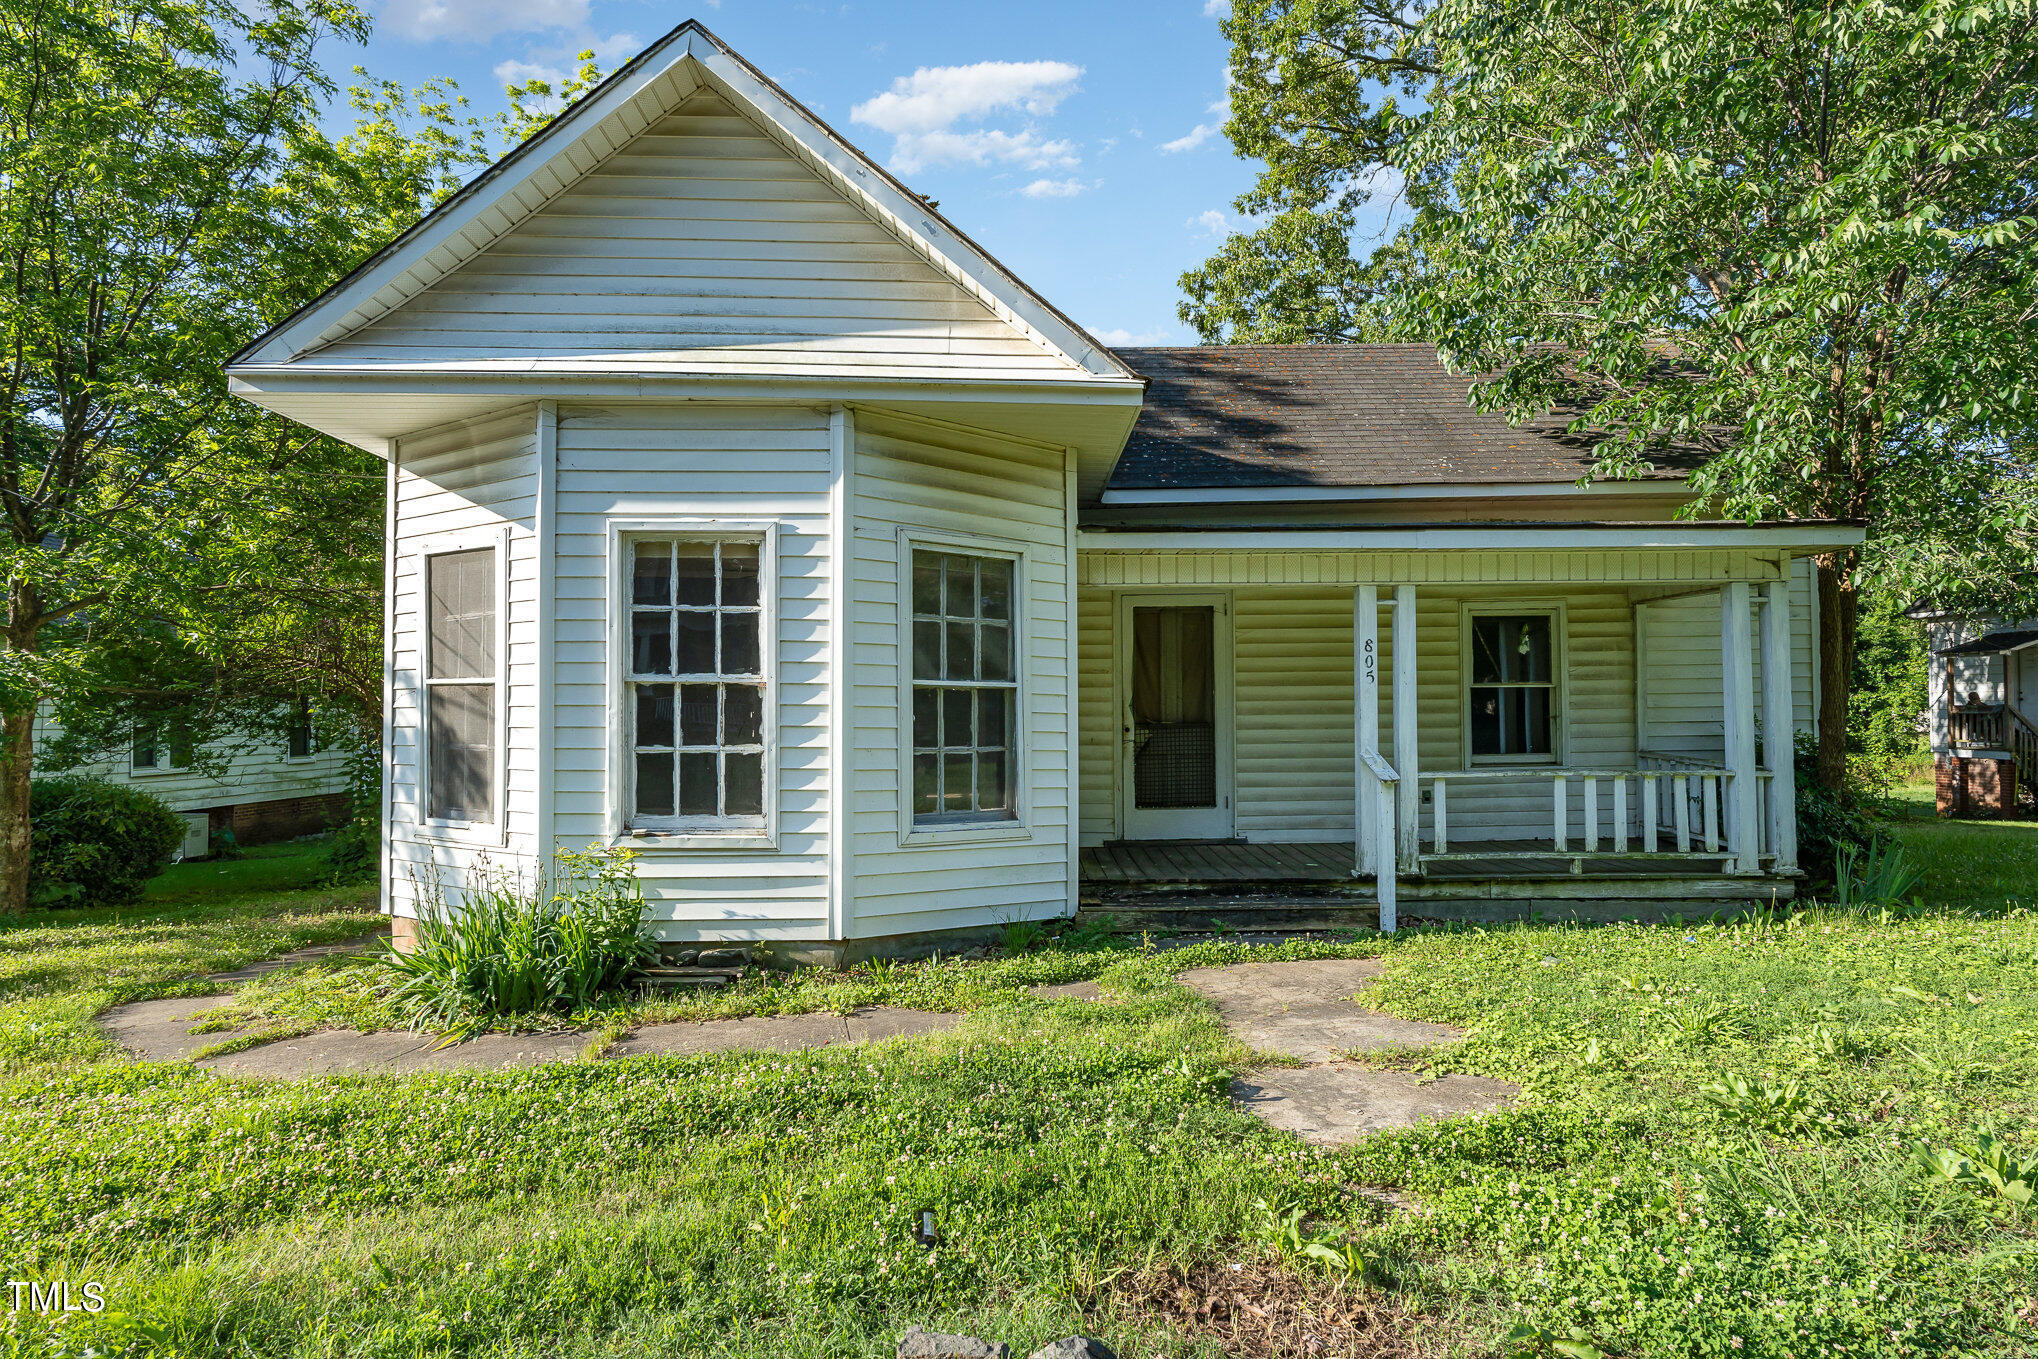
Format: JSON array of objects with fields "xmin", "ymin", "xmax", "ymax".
[
  {"xmin": 627, "ymin": 537, "xmax": 768, "ymax": 829},
  {"xmin": 909, "ymin": 549, "xmax": 1018, "ymax": 824}
]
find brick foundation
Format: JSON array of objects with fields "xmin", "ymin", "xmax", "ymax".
[
  {"xmin": 205, "ymin": 792, "xmax": 351, "ymax": 847},
  {"xmin": 390, "ymin": 914, "xmax": 419, "ymax": 953},
  {"xmin": 1936, "ymin": 754, "xmax": 2017, "ymax": 818}
]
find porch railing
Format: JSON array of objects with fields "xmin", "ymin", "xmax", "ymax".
[
  {"xmin": 1950, "ymin": 702, "xmax": 2008, "ymax": 751},
  {"xmin": 1420, "ymin": 756, "xmax": 1764, "ymax": 873},
  {"xmin": 1357, "ymin": 745, "xmax": 1399, "ymax": 933}
]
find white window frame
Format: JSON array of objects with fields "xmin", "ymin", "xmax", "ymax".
[
  {"xmin": 605, "ymin": 518, "xmax": 780, "ymax": 850},
  {"xmin": 129, "ymin": 718, "xmax": 193, "ymax": 776},
  {"xmin": 896, "ymin": 527, "xmax": 1032, "ymax": 847},
  {"xmin": 1460, "ymin": 601, "xmax": 1567, "ymax": 766},
  {"xmin": 418, "ymin": 526, "xmax": 510, "ymax": 844}
]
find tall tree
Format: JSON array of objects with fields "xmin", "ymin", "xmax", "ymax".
[
  {"xmin": 0, "ymin": 0, "xmax": 406, "ymax": 915},
  {"xmin": 1189, "ymin": 0, "xmax": 2038, "ymax": 787}
]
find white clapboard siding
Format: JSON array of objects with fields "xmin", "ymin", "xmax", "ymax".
[
  {"xmin": 551, "ymin": 404, "xmax": 833, "ymax": 939},
  {"xmin": 30, "ymin": 706, "xmax": 350, "ymax": 815},
  {"xmin": 388, "ymin": 408, "xmax": 541, "ymax": 916},
  {"xmin": 1075, "ymin": 577, "xmax": 1821, "ymax": 847},
  {"xmin": 1636, "ymin": 557, "xmax": 1817, "ymax": 760},
  {"xmin": 848, "ymin": 411, "xmax": 1071, "ymax": 937},
  {"xmin": 312, "ymin": 91, "xmax": 1082, "ymax": 382}
]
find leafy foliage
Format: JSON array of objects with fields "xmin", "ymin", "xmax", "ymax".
[
  {"xmin": 26, "ymin": 775, "xmax": 183, "ymax": 908},
  {"xmin": 381, "ymin": 847, "xmax": 656, "ymax": 1028},
  {"xmin": 1195, "ymin": 0, "xmax": 2038, "ymax": 788},
  {"xmin": 1915, "ymin": 1126, "xmax": 2038, "ymax": 1212}
]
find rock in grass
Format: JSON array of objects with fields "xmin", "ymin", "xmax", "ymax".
[
  {"xmin": 695, "ymin": 946, "xmax": 747, "ymax": 968},
  {"xmin": 897, "ymin": 1326, "xmax": 1010, "ymax": 1359},
  {"xmin": 1029, "ymin": 1339, "xmax": 1116, "ymax": 1359}
]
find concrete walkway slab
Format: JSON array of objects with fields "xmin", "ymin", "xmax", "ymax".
[
  {"xmin": 607, "ymin": 1005, "xmax": 957, "ymax": 1059},
  {"xmin": 1179, "ymin": 958, "xmax": 1462, "ymax": 1063},
  {"xmin": 1025, "ymin": 980, "xmax": 1106, "ymax": 1002},
  {"xmin": 1231, "ymin": 1065, "xmax": 1519, "ymax": 1146},
  {"xmin": 205, "ymin": 1028, "xmax": 589, "ymax": 1077},
  {"xmin": 100, "ymin": 995, "xmax": 246, "ymax": 1062}
]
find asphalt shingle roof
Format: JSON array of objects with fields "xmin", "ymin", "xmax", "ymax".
[{"xmin": 1108, "ymin": 344, "xmax": 1699, "ymax": 491}]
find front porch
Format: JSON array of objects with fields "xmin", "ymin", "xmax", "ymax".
[{"xmin": 1073, "ymin": 530, "xmax": 1839, "ymax": 929}]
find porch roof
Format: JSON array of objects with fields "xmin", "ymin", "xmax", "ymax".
[
  {"xmin": 1936, "ymin": 627, "xmax": 2038, "ymax": 657},
  {"xmin": 1076, "ymin": 520, "xmax": 1866, "ymax": 552}
]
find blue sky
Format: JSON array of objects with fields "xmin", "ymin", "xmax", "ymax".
[{"xmin": 344, "ymin": 1, "xmax": 1264, "ymax": 346}]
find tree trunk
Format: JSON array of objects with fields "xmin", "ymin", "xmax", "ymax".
[
  {"xmin": 1814, "ymin": 554, "xmax": 1859, "ymax": 792},
  {"xmin": 0, "ymin": 700, "xmax": 31, "ymax": 917}
]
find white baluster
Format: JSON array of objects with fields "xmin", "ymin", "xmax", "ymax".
[
  {"xmin": 1433, "ymin": 777, "xmax": 1448, "ymax": 854},
  {"xmin": 1553, "ymin": 774, "xmax": 1568, "ymax": 852},
  {"xmin": 1673, "ymin": 774, "xmax": 1691, "ymax": 851},
  {"xmin": 1583, "ymin": 775, "xmax": 1599, "ymax": 852},
  {"xmin": 1613, "ymin": 775, "xmax": 1629, "ymax": 853},
  {"xmin": 1642, "ymin": 773, "xmax": 1658, "ymax": 852},
  {"xmin": 1703, "ymin": 774, "xmax": 1721, "ymax": 853}
]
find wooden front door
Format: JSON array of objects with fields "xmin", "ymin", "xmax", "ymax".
[{"xmin": 1117, "ymin": 594, "xmax": 1234, "ymax": 841}]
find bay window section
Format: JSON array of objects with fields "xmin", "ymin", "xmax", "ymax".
[
  {"xmin": 627, "ymin": 537, "xmax": 767, "ymax": 832},
  {"xmin": 910, "ymin": 548, "xmax": 1018, "ymax": 826}
]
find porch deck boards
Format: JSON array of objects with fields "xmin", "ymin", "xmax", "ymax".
[{"xmin": 1080, "ymin": 839, "xmax": 1735, "ymax": 885}]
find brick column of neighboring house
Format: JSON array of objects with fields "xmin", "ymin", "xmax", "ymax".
[{"xmin": 1937, "ymin": 754, "xmax": 2017, "ymax": 818}]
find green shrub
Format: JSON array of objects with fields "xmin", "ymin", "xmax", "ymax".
[
  {"xmin": 28, "ymin": 775, "xmax": 184, "ymax": 908},
  {"xmin": 381, "ymin": 846, "xmax": 655, "ymax": 1029},
  {"xmin": 324, "ymin": 745, "xmax": 379, "ymax": 884},
  {"xmin": 1793, "ymin": 731, "xmax": 1875, "ymax": 889}
]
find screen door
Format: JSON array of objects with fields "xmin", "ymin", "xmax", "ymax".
[{"xmin": 1120, "ymin": 597, "xmax": 1232, "ymax": 840}]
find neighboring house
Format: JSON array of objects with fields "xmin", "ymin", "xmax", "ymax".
[
  {"xmin": 1908, "ymin": 603, "xmax": 2038, "ymax": 816},
  {"xmin": 33, "ymin": 700, "xmax": 352, "ymax": 858},
  {"xmin": 226, "ymin": 22, "xmax": 1861, "ymax": 957}
]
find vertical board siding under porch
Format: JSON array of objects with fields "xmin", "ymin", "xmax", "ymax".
[
  {"xmin": 550, "ymin": 404, "xmax": 834, "ymax": 939},
  {"xmin": 387, "ymin": 407, "xmax": 542, "ymax": 916},
  {"xmin": 848, "ymin": 411, "xmax": 1073, "ymax": 937}
]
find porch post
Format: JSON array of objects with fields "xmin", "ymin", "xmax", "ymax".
[
  {"xmin": 1760, "ymin": 579, "xmax": 1800, "ymax": 873},
  {"xmin": 1393, "ymin": 584, "xmax": 1419, "ymax": 871},
  {"xmin": 1355, "ymin": 585, "xmax": 1381, "ymax": 876},
  {"xmin": 1720, "ymin": 581, "xmax": 1762, "ymax": 874}
]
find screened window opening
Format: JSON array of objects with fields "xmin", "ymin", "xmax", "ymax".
[
  {"xmin": 1469, "ymin": 613, "xmax": 1557, "ymax": 760},
  {"xmin": 911, "ymin": 549, "xmax": 1017, "ymax": 824},
  {"xmin": 628, "ymin": 538, "xmax": 766, "ymax": 828},
  {"xmin": 425, "ymin": 546, "xmax": 497, "ymax": 824}
]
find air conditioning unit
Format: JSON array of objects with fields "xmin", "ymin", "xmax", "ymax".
[{"xmin": 176, "ymin": 813, "xmax": 210, "ymax": 862}]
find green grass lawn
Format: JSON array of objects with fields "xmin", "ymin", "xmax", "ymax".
[{"xmin": 1, "ymin": 831, "xmax": 2034, "ymax": 1359}]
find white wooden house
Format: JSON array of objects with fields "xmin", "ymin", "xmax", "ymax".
[
  {"xmin": 1909, "ymin": 603, "xmax": 2038, "ymax": 816},
  {"xmin": 228, "ymin": 21, "xmax": 1861, "ymax": 955}
]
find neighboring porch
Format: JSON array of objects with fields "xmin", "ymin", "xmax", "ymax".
[{"xmin": 1074, "ymin": 531, "xmax": 1840, "ymax": 930}]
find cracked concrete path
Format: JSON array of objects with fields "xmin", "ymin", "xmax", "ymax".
[{"xmin": 1178, "ymin": 957, "xmax": 1518, "ymax": 1146}]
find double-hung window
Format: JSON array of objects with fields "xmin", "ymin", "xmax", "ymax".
[
  {"xmin": 285, "ymin": 696, "xmax": 316, "ymax": 760},
  {"xmin": 1467, "ymin": 611, "xmax": 1559, "ymax": 761},
  {"xmin": 424, "ymin": 546, "xmax": 499, "ymax": 825},
  {"xmin": 910, "ymin": 548, "xmax": 1018, "ymax": 825},
  {"xmin": 131, "ymin": 717, "xmax": 193, "ymax": 774},
  {"xmin": 626, "ymin": 536, "xmax": 768, "ymax": 832}
]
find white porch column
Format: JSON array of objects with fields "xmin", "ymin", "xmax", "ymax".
[
  {"xmin": 1720, "ymin": 581, "xmax": 1762, "ymax": 874},
  {"xmin": 1392, "ymin": 584, "xmax": 1420, "ymax": 870},
  {"xmin": 1354, "ymin": 585, "xmax": 1381, "ymax": 876},
  {"xmin": 1760, "ymin": 579, "xmax": 1800, "ymax": 873}
]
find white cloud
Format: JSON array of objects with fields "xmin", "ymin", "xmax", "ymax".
[
  {"xmin": 1091, "ymin": 326, "xmax": 1176, "ymax": 346},
  {"xmin": 853, "ymin": 60, "xmax": 1084, "ymax": 174},
  {"xmin": 1190, "ymin": 209, "xmax": 1234, "ymax": 237},
  {"xmin": 1160, "ymin": 122, "xmax": 1219, "ymax": 154},
  {"xmin": 1204, "ymin": 0, "xmax": 1232, "ymax": 15},
  {"xmin": 383, "ymin": 0, "xmax": 587, "ymax": 41},
  {"xmin": 1021, "ymin": 177, "xmax": 1092, "ymax": 199},
  {"xmin": 852, "ymin": 60, "xmax": 1083, "ymax": 133},
  {"xmin": 885, "ymin": 129, "xmax": 1078, "ymax": 175}
]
